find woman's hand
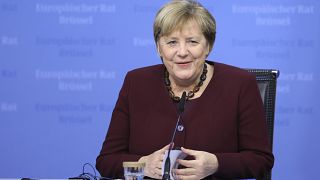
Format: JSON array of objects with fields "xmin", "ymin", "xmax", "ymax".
[
  {"xmin": 173, "ymin": 147, "xmax": 219, "ymax": 180},
  {"xmin": 138, "ymin": 144, "xmax": 170, "ymax": 179}
]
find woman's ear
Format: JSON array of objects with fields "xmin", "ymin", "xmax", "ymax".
[
  {"xmin": 156, "ymin": 42, "xmax": 162, "ymax": 56},
  {"xmin": 157, "ymin": 43, "xmax": 164, "ymax": 62},
  {"xmin": 206, "ymin": 43, "xmax": 211, "ymax": 57}
]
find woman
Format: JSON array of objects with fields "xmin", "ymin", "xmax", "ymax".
[{"xmin": 96, "ymin": 0, "xmax": 274, "ymax": 179}]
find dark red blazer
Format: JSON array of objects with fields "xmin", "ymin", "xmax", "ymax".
[{"xmin": 96, "ymin": 61, "xmax": 274, "ymax": 179}]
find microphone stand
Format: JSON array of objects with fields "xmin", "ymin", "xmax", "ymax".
[{"xmin": 162, "ymin": 92, "xmax": 186, "ymax": 180}]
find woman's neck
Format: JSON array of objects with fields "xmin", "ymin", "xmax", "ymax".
[
  {"xmin": 170, "ymin": 76, "xmax": 199, "ymax": 94},
  {"xmin": 169, "ymin": 63, "xmax": 213, "ymax": 99}
]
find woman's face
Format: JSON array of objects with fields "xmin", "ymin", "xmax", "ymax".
[{"xmin": 158, "ymin": 20, "xmax": 210, "ymax": 86}]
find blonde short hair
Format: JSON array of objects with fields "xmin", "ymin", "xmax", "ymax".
[{"xmin": 153, "ymin": 0, "xmax": 216, "ymax": 52}]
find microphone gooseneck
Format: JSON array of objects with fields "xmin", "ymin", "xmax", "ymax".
[
  {"xmin": 178, "ymin": 91, "xmax": 186, "ymax": 114},
  {"xmin": 163, "ymin": 91, "xmax": 187, "ymax": 180}
]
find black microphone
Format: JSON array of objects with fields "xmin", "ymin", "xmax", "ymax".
[
  {"xmin": 163, "ymin": 91, "xmax": 187, "ymax": 180},
  {"xmin": 178, "ymin": 91, "xmax": 186, "ymax": 114}
]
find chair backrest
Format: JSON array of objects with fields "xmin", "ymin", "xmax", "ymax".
[{"xmin": 246, "ymin": 68, "xmax": 280, "ymax": 180}]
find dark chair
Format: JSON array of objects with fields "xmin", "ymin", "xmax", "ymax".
[{"xmin": 246, "ymin": 69, "xmax": 280, "ymax": 180}]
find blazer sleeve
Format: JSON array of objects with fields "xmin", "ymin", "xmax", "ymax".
[
  {"xmin": 96, "ymin": 72, "xmax": 142, "ymax": 178},
  {"xmin": 214, "ymin": 74, "xmax": 274, "ymax": 179}
]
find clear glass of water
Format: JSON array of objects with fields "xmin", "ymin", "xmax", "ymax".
[{"xmin": 123, "ymin": 161, "xmax": 145, "ymax": 180}]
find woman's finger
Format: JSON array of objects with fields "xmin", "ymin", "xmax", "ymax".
[
  {"xmin": 174, "ymin": 167, "xmax": 196, "ymax": 176},
  {"xmin": 177, "ymin": 159, "xmax": 196, "ymax": 168}
]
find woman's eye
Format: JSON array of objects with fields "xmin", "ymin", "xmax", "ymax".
[
  {"xmin": 189, "ymin": 40, "xmax": 199, "ymax": 44},
  {"xmin": 167, "ymin": 41, "xmax": 177, "ymax": 45}
]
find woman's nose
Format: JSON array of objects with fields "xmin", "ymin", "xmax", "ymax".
[{"xmin": 177, "ymin": 43, "xmax": 189, "ymax": 57}]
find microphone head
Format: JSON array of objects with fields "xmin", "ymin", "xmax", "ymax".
[{"xmin": 178, "ymin": 91, "xmax": 186, "ymax": 114}]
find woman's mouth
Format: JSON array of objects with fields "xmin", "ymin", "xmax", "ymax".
[{"xmin": 176, "ymin": 61, "xmax": 192, "ymax": 68}]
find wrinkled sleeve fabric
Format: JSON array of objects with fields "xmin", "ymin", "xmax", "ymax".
[
  {"xmin": 96, "ymin": 72, "xmax": 142, "ymax": 178},
  {"xmin": 213, "ymin": 74, "xmax": 274, "ymax": 179}
]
